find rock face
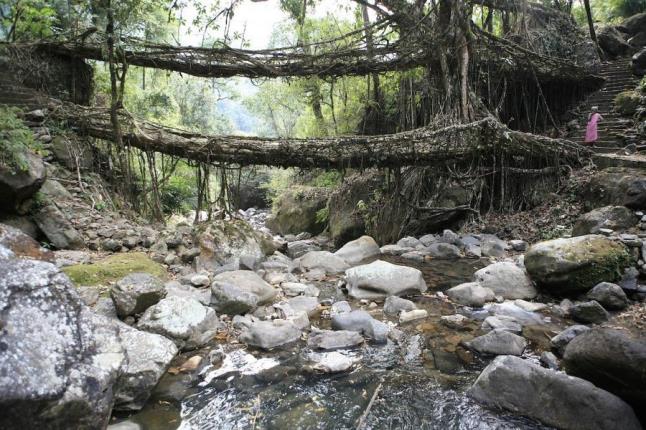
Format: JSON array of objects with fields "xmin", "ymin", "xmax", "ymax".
[
  {"xmin": 623, "ymin": 12, "xmax": 646, "ymax": 36},
  {"xmin": 328, "ymin": 173, "xmax": 382, "ymax": 247},
  {"xmin": 239, "ymin": 319, "xmax": 301, "ymax": 350},
  {"xmin": 468, "ymin": 355, "xmax": 641, "ymax": 430},
  {"xmin": 114, "ymin": 325, "xmax": 178, "ymax": 410},
  {"xmin": 307, "ymin": 329, "xmax": 364, "ymax": 350},
  {"xmin": 582, "ymin": 167, "xmax": 646, "ymax": 210},
  {"xmin": 345, "ymin": 260, "xmax": 426, "ymax": 299},
  {"xmin": 297, "ymin": 250, "xmax": 350, "ymax": 274},
  {"xmin": 334, "ymin": 235, "xmax": 380, "ymax": 266},
  {"xmin": 195, "ymin": 219, "xmax": 267, "ymax": 272},
  {"xmin": 210, "ymin": 270, "xmax": 277, "ymax": 314},
  {"xmin": 0, "ymin": 258, "xmax": 125, "ymax": 429},
  {"xmin": 473, "ymin": 262, "xmax": 536, "ymax": 300},
  {"xmin": 111, "ymin": 273, "xmax": 166, "ymax": 318},
  {"xmin": 464, "ymin": 329, "xmax": 527, "ymax": 356},
  {"xmin": 266, "ymin": 186, "xmax": 329, "ymax": 235},
  {"xmin": 598, "ymin": 25, "xmax": 632, "ymax": 57},
  {"xmin": 563, "ymin": 328, "xmax": 646, "ymax": 419},
  {"xmin": 331, "ymin": 310, "xmax": 389, "ymax": 343},
  {"xmin": 525, "ymin": 235, "xmax": 632, "ymax": 295},
  {"xmin": 0, "ymin": 151, "xmax": 46, "ymax": 213},
  {"xmin": 586, "ymin": 282, "xmax": 629, "ymax": 310},
  {"xmin": 0, "ymin": 222, "xmax": 53, "ymax": 261},
  {"xmin": 138, "ymin": 296, "xmax": 221, "ymax": 350},
  {"xmin": 572, "ymin": 206, "xmax": 637, "ymax": 236},
  {"xmin": 33, "ymin": 203, "xmax": 85, "ymax": 249},
  {"xmin": 446, "ymin": 282, "xmax": 494, "ymax": 307}
]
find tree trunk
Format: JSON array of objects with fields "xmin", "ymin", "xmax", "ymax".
[{"xmin": 582, "ymin": 0, "xmax": 602, "ymax": 59}]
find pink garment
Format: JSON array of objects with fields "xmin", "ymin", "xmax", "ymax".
[{"xmin": 585, "ymin": 112, "xmax": 602, "ymax": 143}]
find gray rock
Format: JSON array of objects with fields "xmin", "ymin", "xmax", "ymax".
[
  {"xmin": 284, "ymin": 296, "xmax": 319, "ymax": 316},
  {"xmin": 33, "ymin": 203, "xmax": 85, "ymax": 250},
  {"xmin": 334, "ymin": 235, "xmax": 380, "ymax": 266},
  {"xmin": 441, "ymin": 229, "xmax": 460, "ymax": 245},
  {"xmin": 94, "ymin": 297, "xmax": 118, "ymax": 319},
  {"xmin": 307, "ymin": 329, "xmax": 364, "ymax": 350},
  {"xmin": 468, "ymin": 355, "xmax": 641, "ymax": 430},
  {"xmin": 307, "ymin": 351, "xmax": 358, "ymax": 373},
  {"xmin": 598, "ymin": 25, "xmax": 632, "ymax": 57},
  {"xmin": 550, "ymin": 325, "xmax": 591, "ymax": 357},
  {"xmin": 380, "ymin": 244, "xmax": 413, "ymax": 255},
  {"xmin": 419, "ymin": 234, "xmax": 439, "ymax": 247},
  {"xmin": 281, "ymin": 282, "xmax": 320, "ymax": 297},
  {"xmin": 570, "ymin": 300, "xmax": 609, "ymax": 324},
  {"xmin": 195, "ymin": 219, "xmax": 266, "ymax": 272},
  {"xmin": 297, "ymin": 250, "xmax": 350, "ymax": 274},
  {"xmin": 114, "ymin": 325, "xmax": 178, "ymax": 410},
  {"xmin": 440, "ymin": 314, "xmax": 470, "ymax": 330},
  {"xmin": 572, "ymin": 206, "xmax": 637, "ymax": 236},
  {"xmin": 0, "ymin": 258, "xmax": 125, "ymax": 429},
  {"xmin": 331, "ymin": 310, "xmax": 389, "ymax": 343},
  {"xmin": 464, "ymin": 329, "xmax": 527, "ymax": 356},
  {"xmin": 399, "ymin": 309, "xmax": 428, "ymax": 323},
  {"xmin": 482, "ymin": 315, "xmax": 522, "ymax": 334},
  {"xmin": 509, "ymin": 240, "xmax": 528, "ymax": 252},
  {"xmin": 540, "ymin": 351, "xmax": 559, "ymax": 370},
  {"xmin": 474, "ymin": 262, "xmax": 537, "ymax": 300},
  {"xmin": 485, "ymin": 302, "xmax": 544, "ymax": 325},
  {"xmin": 563, "ymin": 328, "xmax": 646, "ymax": 419},
  {"xmin": 111, "ymin": 273, "xmax": 166, "ymax": 318},
  {"xmin": 210, "ymin": 270, "xmax": 277, "ymax": 314},
  {"xmin": 525, "ymin": 235, "xmax": 632, "ymax": 294},
  {"xmin": 512, "ymin": 299, "xmax": 546, "ymax": 312},
  {"xmin": 331, "ymin": 300, "xmax": 352, "ymax": 315},
  {"xmin": 426, "ymin": 242, "xmax": 461, "ymax": 259},
  {"xmin": 239, "ymin": 319, "xmax": 301, "ymax": 350},
  {"xmin": 103, "ymin": 238, "xmax": 123, "ymax": 252},
  {"xmin": 138, "ymin": 296, "xmax": 221, "ymax": 350},
  {"xmin": 383, "ymin": 296, "xmax": 417, "ymax": 315},
  {"xmin": 481, "ymin": 237, "xmax": 506, "ymax": 258},
  {"xmin": 287, "ymin": 239, "xmax": 320, "ymax": 259},
  {"xmin": 400, "ymin": 251, "xmax": 426, "ymax": 262},
  {"xmin": 586, "ymin": 282, "xmax": 629, "ymax": 310},
  {"xmin": 446, "ymin": 282, "xmax": 495, "ymax": 307},
  {"xmin": 165, "ymin": 280, "xmax": 210, "ymax": 305},
  {"xmin": 464, "ymin": 244, "xmax": 482, "ymax": 258},
  {"xmin": 190, "ymin": 274, "xmax": 210, "ymax": 287},
  {"xmin": 345, "ymin": 260, "xmax": 426, "ymax": 299},
  {"xmin": 0, "ymin": 151, "xmax": 46, "ymax": 212},
  {"xmin": 397, "ymin": 236, "xmax": 422, "ymax": 248}
]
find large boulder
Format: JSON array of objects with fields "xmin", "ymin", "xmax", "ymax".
[
  {"xmin": 623, "ymin": 12, "xmax": 646, "ymax": 36},
  {"xmin": 0, "ymin": 258, "xmax": 125, "ymax": 429},
  {"xmin": 111, "ymin": 272, "xmax": 166, "ymax": 318},
  {"xmin": 446, "ymin": 282, "xmax": 495, "ymax": 307},
  {"xmin": 33, "ymin": 203, "xmax": 85, "ymax": 250},
  {"xmin": 586, "ymin": 282, "xmax": 629, "ymax": 310},
  {"xmin": 210, "ymin": 270, "xmax": 277, "ymax": 314},
  {"xmin": 138, "ymin": 296, "xmax": 221, "ymax": 350},
  {"xmin": 297, "ymin": 250, "xmax": 349, "ymax": 274},
  {"xmin": 334, "ymin": 235, "xmax": 380, "ymax": 266},
  {"xmin": 597, "ymin": 25, "xmax": 632, "ymax": 57},
  {"xmin": 570, "ymin": 300, "xmax": 609, "ymax": 324},
  {"xmin": 194, "ymin": 218, "xmax": 268, "ymax": 272},
  {"xmin": 239, "ymin": 319, "xmax": 301, "ymax": 350},
  {"xmin": 328, "ymin": 173, "xmax": 383, "ymax": 247},
  {"xmin": 572, "ymin": 206, "xmax": 637, "ymax": 236},
  {"xmin": 524, "ymin": 235, "xmax": 632, "ymax": 295},
  {"xmin": 633, "ymin": 47, "xmax": 646, "ymax": 75},
  {"xmin": 0, "ymin": 222, "xmax": 53, "ymax": 261},
  {"xmin": 582, "ymin": 167, "xmax": 646, "ymax": 210},
  {"xmin": 344, "ymin": 260, "xmax": 427, "ymax": 299},
  {"xmin": 563, "ymin": 328, "xmax": 646, "ymax": 420},
  {"xmin": 473, "ymin": 262, "xmax": 537, "ymax": 300},
  {"xmin": 0, "ymin": 151, "xmax": 46, "ymax": 213},
  {"xmin": 468, "ymin": 355, "xmax": 641, "ymax": 430},
  {"xmin": 266, "ymin": 186, "xmax": 329, "ymax": 235},
  {"xmin": 113, "ymin": 324, "xmax": 178, "ymax": 411}
]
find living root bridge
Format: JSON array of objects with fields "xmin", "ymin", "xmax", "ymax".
[{"xmin": 49, "ymin": 102, "xmax": 591, "ymax": 169}]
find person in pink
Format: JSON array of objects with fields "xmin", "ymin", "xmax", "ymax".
[{"xmin": 584, "ymin": 106, "xmax": 603, "ymax": 146}]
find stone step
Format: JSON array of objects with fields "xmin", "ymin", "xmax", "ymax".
[{"xmin": 593, "ymin": 153, "xmax": 646, "ymax": 169}]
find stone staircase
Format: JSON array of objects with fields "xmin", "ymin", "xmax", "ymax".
[
  {"xmin": 0, "ymin": 76, "xmax": 48, "ymax": 111},
  {"xmin": 576, "ymin": 57, "xmax": 641, "ymax": 150}
]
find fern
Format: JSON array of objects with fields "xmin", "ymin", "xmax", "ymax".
[{"xmin": 0, "ymin": 106, "xmax": 42, "ymax": 172}]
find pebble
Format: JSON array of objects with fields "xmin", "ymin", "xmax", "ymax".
[{"xmin": 399, "ymin": 309, "xmax": 428, "ymax": 323}]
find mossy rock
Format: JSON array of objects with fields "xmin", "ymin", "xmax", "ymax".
[
  {"xmin": 62, "ymin": 252, "xmax": 166, "ymax": 286},
  {"xmin": 614, "ymin": 91, "xmax": 642, "ymax": 116},
  {"xmin": 525, "ymin": 235, "xmax": 633, "ymax": 295}
]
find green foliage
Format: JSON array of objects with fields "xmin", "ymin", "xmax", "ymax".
[
  {"xmin": 0, "ymin": 106, "xmax": 42, "ymax": 172},
  {"xmin": 573, "ymin": 0, "xmax": 646, "ymax": 24},
  {"xmin": 310, "ymin": 170, "xmax": 342, "ymax": 188},
  {"xmin": 315, "ymin": 206, "xmax": 329, "ymax": 224},
  {"xmin": 261, "ymin": 169, "xmax": 295, "ymax": 204}
]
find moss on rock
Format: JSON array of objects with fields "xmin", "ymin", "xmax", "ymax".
[
  {"xmin": 525, "ymin": 235, "xmax": 633, "ymax": 295},
  {"xmin": 63, "ymin": 252, "xmax": 166, "ymax": 286}
]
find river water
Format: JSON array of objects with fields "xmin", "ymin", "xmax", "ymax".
[{"xmin": 116, "ymin": 256, "xmax": 552, "ymax": 430}]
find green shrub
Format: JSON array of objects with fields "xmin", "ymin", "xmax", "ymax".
[
  {"xmin": 0, "ymin": 106, "xmax": 42, "ymax": 172},
  {"xmin": 614, "ymin": 90, "xmax": 642, "ymax": 116}
]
